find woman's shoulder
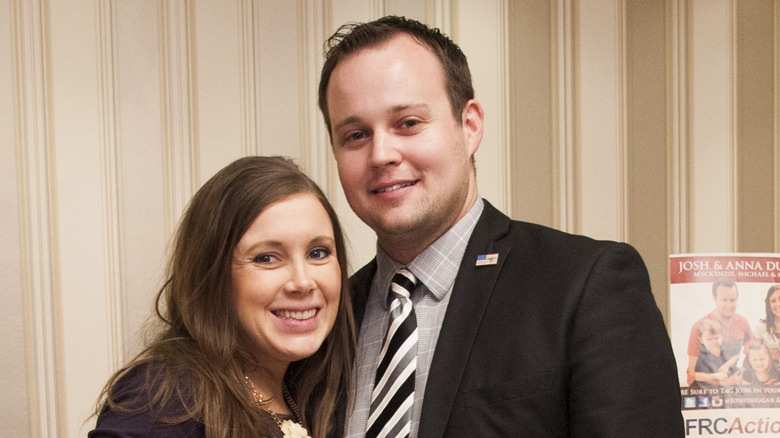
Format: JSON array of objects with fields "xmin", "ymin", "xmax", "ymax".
[
  {"xmin": 108, "ymin": 362, "xmax": 162, "ymax": 402},
  {"xmin": 755, "ymin": 320, "xmax": 770, "ymax": 333},
  {"xmin": 89, "ymin": 362, "xmax": 204, "ymax": 438}
]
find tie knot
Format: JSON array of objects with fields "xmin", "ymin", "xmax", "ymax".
[{"xmin": 388, "ymin": 268, "xmax": 417, "ymax": 304}]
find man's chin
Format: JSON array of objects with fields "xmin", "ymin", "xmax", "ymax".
[{"xmin": 365, "ymin": 211, "xmax": 422, "ymax": 235}]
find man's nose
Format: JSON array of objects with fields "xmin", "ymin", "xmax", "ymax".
[{"xmin": 369, "ymin": 130, "xmax": 402, "ymax": 167}]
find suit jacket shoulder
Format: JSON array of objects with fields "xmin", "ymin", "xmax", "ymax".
[{"xmin": 423, "ymin": 201, "xmax": 683, "ymax": 437}]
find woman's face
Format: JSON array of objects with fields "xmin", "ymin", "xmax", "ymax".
[
  {"xmin": 769, "ymin": 289, "xmax": 780, "ymax": 318},
  {"xmin": 749, "ymin": 348, "xmax": 771, "ymax": 372},
  {"xmin": 232, "ymin": 193, "xmax": 341, "ymax": 370}
]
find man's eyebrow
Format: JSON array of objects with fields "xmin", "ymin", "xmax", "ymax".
[
  {"xmin": 333, "ymin": 115, "xmax": 362, "ymax": 133},
  {"xmin": 332, "ymin": 103, "xmax": 431, "ymax": 132},
  {"xmin": 390, "ymin": 103, "xmax": 430, "ymax": 113}
]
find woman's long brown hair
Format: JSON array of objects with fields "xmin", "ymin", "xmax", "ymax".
[{"xmin": 93, "ymin": 156, "xmax": 355, "ymax": 438}]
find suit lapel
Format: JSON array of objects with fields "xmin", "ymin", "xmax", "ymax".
[
  {"xmin": 418, "ymin": 202, "xmax": 512, "ymax": 437},
  {"xmin": 349, "ymin": 259, "xmax": 377, "ymax": 330}
]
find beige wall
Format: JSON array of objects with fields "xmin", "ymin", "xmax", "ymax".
[{"xmin": 2, "ymin": 0, "xmax": 779, "ymax": 436}]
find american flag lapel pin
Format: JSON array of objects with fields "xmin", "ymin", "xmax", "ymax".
[{"xmin": 476, "ymin": 253, "xmax": 499, "ymax": 266}]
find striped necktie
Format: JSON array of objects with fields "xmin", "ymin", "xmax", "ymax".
[{"xmin": 366, "ymin": 268, "xmax": 418, "ymax": 438}]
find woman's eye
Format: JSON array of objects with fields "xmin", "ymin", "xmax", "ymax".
[
  {"xmin": 309, "ymin": 248, "xmax": 331, "ymax": 260},
  {"xmin": 252, "ymin": 254, "xmax": 275, "ymax": 264}
]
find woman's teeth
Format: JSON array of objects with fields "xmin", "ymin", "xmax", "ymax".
[{"xmin": 275, "ymin": 309, "xmax": 316, "ymax": 320}]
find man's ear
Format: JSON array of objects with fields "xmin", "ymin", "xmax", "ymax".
[{"xmin": 461, "ymin": 99, "xmax": 484, "ymax": 156}]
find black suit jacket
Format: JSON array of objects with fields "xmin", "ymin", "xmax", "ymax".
[{"xmin": 349, "ymin": 201, "xmax": 684, "ymax": 437}]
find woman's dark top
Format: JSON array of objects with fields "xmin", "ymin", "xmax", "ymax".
[
  {"xmin": 89, "ymin": 364, "xmax": 205, "ymax": 438},
  {"xmin": 88, "ymin": 364, "xmax": 295, "ymax": 438}
]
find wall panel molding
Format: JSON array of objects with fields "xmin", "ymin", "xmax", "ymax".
[
  {"xmin": 726, "ymin": 0, "xmax": 738, "ymax": 253},
  {"xmin": 298, "ymin": 0, "xmax": 330, "ymax": 186},
  {"xmin": 668, "ymin": 0, "xmax": 689, "ymax": 254},
  {"xmin": 496, "ymin": 0, "xmax": 511, "ymax": 213},
  {"xmin": 776, "ymin": 0, "xmax": 780, "ymax": 252},
  {"xmin": 735, "ymin": 0, "xmax": 776, "ymax": 252},
  {"xmin": 11, "ymin": 0, "xmax": 62, "ymax": 435},
  {"xmin": 457, "ymin": 0, "xmax": 511, "ymax": 214},
  {"xmin": 1, "ymin": 0, "xmax": 31, "ymax": 434},
  {"xmin": 625, "ymin": 0, "xmax": 671, "ymax": 318},
  {"xmin": 160, "ymin": 1, "xmax": 197, "ymax": 232},
  {"xmin": 577, "ymin": 0, "xmax": 627, "ymax": 241},
  {"xmin": 507, "ymin": 0, "xmax": 555, "ymax": 227},
  {"xmin": 688, "ymin": 0, "xmax": 737, "ymax": 252},
  {"xmin": 96, "ymin": 0, "xmax": 124, "ymax": 374},
  {"xmin": 428, "ymin": 0, "xmax": 453, "ymax": 36},
  {"xmin": 618, "ymin": 0, "xmax": 628, "ymax": 241},
  {"xmin": 553, "ymin": 0, "xmax": 577, "ymax": 233},
  {"xmin": 239, "ymin": 0, "xmax": 260, "ymax": 156}
]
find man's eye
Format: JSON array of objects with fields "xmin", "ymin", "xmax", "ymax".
[
  {"xmin": 348, "ymin": 131, "xmax": 365, "ymax": 141},
  {"xmin": 402, "ymin": 119, "xmax": 419, "ymax": 128}
]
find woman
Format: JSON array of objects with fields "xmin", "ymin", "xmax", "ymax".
[
  {"xmin": 90, "ymin": 156, "xmax": 355, "ymax": 438},
  {"xmin": 754, "ymin": 284, "xmax": 780, "ymax": 362},
  {"xmin": 740, "ymin": 339, "xmax": 780, "ymax": 386}
]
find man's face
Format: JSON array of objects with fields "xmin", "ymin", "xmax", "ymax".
[
  {"xmin": 713, "ymin": 286, "xmax": 738, "ymax": 319},
  {"xmin": 325, "ymin": 34, "xmax": 482, "ymax": 261}
]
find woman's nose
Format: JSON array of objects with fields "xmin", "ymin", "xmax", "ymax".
[{"xmin": 286, "ymin": 261, "xmax": 315, "ymax": 293}]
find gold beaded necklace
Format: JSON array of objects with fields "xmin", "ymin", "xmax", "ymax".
[{"xmin": 244, "ymin": 375, "xmax": 309, "ymax": 437}]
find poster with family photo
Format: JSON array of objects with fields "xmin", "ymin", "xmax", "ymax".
[{"xmin": 671, "ymin": 253, "xmax": 780, "ymax": 437}]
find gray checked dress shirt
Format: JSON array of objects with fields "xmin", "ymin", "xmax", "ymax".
[{"xmin": 344, "ymin": 198, "xmax": 484, "ymax": 438}]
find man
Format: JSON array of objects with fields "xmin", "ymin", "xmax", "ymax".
[
  {"xmin": 686, "ymin": 278, "xmax": 753, "ymax": 385},
  {"xmin": 318, "ymin": 16, "xmax": 683, "ymax": 437}
]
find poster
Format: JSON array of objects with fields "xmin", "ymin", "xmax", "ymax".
[{"xmin": 671, "ymin": 254, "xmax": 780, "ymax": 436}]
